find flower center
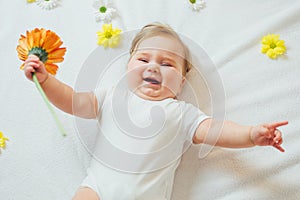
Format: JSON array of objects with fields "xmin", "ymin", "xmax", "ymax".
[
  {"xmin": 99, "ymin": 6, "xmax": 107, "ymax": 13},
  {"xmin": 105, "ymin": 32, "xmax": 112, "ymax": 39},
  {"xmin": 45, "ymin": 0, "xmax": 50, "ymax": 1},
  {"xmin": 270, "ymin": 43, "xmax": 277, "ymax": 49},
  {"xmin": 28, "ymin": 47, "xmax": 48, "ymax": 63},
  {"xmin": 189, "ymin": 0, "xmax": 196, "ymax": 4}
]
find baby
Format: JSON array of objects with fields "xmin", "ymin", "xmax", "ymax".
[{"xmin": 24, "ymin": 23, "xmax": 288, "ymax": 200}]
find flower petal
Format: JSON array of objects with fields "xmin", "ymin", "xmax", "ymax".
[
  {"xmin": 266, "ymin": 49, "xmax": 277, "ymax": 59},
  {"xmin": 92, "ymin": 0, "xmax": 103, "ymax": 9},
  {"xmin": 19, "ymin": 63, "xmax": 25, "ymax": 70},
  {"xmin": 102, "ymin": 39, "xmax": 109, "ymax": 48},
  {"xmin": 47, "ymin": 48, "xmax": 66, "ymax": 63},
  {"xmin": 31, "ymin": 28, "xmax": 42, "ymax": 47},
  {"xmin": 0, "ymin": 131, "xmax": 9, "ymax": 150},
  {"xmin": 274, "ymin": 47, "xmax": 285, "ymax": 55},
  {"xmin": 17, "ymin": 35, "xmax": 29, "ymax": 60},
  {"xmin": 37, "ymin": 0, "xmax": 59, "ymax": 10},
  {"xmin": 17, "ymin": 45, "xmax": 29, "ymax": 60},
  {"xmin": 39, "ymin": 28, "xmax": 47, "ymax": 47},
  {"xmin": 44, "ymin": 63, "xmax": 59, "ymax": 75},
  {"xmin": 276, "ymin": 40, "xmax": 285, "ymax": 47},
  {"xmin": 42, "ymin": 30, "xmax": 63, "ymax": 53},
  {"xmin": 26, "ymin": 30, "xmax": 34, "ymax": 49},
  {"xmin": 17, "ymin": 48, "xmax": 28, "ymax": 61},
  {"xmin": 261, "ymin": 45, "xmax": 270, "ymax": 53}
]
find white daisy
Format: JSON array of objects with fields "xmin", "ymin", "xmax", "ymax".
[
  {"xmin": 93, "ymin": 0, "xmax": 117, "ymax": 23},
  {"xmin": 188, "ymin": 0, "xmax": 206, "ymax": 12},
  {"xmin": 36, "ymin": 0, "xmax": 59, "ymax": 10}
]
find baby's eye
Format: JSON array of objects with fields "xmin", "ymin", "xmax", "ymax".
[
  {"xmin": 161, "ymin": 63, "xmax": 173, "ymax": 67},
  {"xmin": 138, "ymin": 58, "xmax": 148, "ymax": 63}
]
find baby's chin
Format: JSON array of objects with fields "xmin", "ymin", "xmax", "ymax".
[{"xmin": 131, "ymin": 87, "xmax": 176, "ymax": 101}]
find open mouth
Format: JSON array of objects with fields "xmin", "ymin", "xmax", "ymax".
[{"xmin": 143, "ymin": 77, "xmax": 161, "ymax": 84}]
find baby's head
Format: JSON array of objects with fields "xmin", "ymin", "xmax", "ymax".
[
  {"xmin": 127, "ymin": 22, "xmax": 192, "ymax": 101},
  {"xmin": 129, "ymin": 23, "xmax": 191, "ymax": 76}
]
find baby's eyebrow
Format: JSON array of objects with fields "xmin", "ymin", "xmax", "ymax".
[
  {"xmin": 161, "ymin": 55, "xmax": 176, "ymax": 60},
  {"xmin": 135, "ymin": 51, "xmax": 149, "ymax": 56},
  {"xmin": 134, "ymin": 50, "xmax": 183, "ymax": 64}
]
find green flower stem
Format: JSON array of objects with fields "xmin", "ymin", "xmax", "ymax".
[{"xmin": 32, "ymin": 73, "xmax": 67, "ymax": 137}]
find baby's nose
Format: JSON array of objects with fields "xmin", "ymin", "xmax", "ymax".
[{"xmin": 146, "ymin": 64, "xmax": 160, "ymax": 73}]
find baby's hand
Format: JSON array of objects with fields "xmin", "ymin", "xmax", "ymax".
[
  {"xmin": 250, "ymin": 121, "xmax": 288, "ymax": 152},
  {"xmin": 24, "ymin": 55, "xmax": 48, "ymax": 83}
]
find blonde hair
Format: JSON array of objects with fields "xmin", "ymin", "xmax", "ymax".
[{"xmin": 130, "ymin": 22, "xmax": 192, "ymax": 76}]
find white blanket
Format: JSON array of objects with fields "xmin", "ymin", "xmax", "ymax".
[{"xmin": 0, "ymin": 0, "xmax": 300, "ymax": 199}]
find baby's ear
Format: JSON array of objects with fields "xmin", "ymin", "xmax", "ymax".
[
  {"xmin": 177, "ymin": 77, "xmax": 186, "ymax": 94},
  {"xmin": 181, "ymin": 77, "xmax": 186, "ymax": 85}
]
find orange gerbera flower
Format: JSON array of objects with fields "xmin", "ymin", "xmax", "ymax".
[{"xmin": 16, "ymin": 28, "xmax": 66, "ymax": 75}]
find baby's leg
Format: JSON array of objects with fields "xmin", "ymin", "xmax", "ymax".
[{"xmin": 72, "ymin": 187, "xmax": 100, "ymax": 200}]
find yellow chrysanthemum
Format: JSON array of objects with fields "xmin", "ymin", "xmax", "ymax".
[
  {"xmin": 16, "ymin": 28, "xmax": 66, "ymax": 75},
  {"xmin": 0, "ymin": 131, "xmax": 9, "ymax": 152},
  {"xmin": 261, "ymin": 34, "xmax": 286, "ymax": 59},
  {"xmin": 96, "ymin": 24, "xmax": 122, "ymax": 48}
]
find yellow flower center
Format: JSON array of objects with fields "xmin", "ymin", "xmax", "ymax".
[
  {"xmin": 270, "ymin": 43, "xmax": 276, "ymax": 49},
  {"xmin": 189, "ymin": 0, "xmax": 196, "ymax": 4},
  {"xmin": 105, "ymin": 32, "xmax": 112, "ymax": 39}
]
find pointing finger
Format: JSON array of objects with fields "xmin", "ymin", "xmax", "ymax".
[{"xmin": 266, "ymin": 121, "xmax": 288, "ymax": 129}]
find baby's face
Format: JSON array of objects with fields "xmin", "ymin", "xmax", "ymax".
[{"xmin": 127, "ymin": 35, "xmax": 186, "ymax": 101}]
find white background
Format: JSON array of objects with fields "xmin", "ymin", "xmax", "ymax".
[{"xmin": 0, "ymin": 0, "xmax": 300, "ymax": 199}]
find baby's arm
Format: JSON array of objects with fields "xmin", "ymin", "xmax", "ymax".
[
  {"xmin": 24, "ymin": 55, "xmax": 98, "ymax": 119},
  {"xmin": 193, "ymin": 119, "xmax": 288, "ymax": 152}
]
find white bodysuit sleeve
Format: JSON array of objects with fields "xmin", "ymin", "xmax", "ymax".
[{"xmin": 180, "ymin": 102, "xmax": 210, "ymax": 142}]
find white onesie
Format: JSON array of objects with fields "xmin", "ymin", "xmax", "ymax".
[{"xmin": 81, "ymin": 86, "xmax": 209, "ymax": 200}]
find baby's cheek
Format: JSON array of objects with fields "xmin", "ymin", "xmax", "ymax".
[
  {"xmin": 163, "ymin": 73, "xmax": 183, "ymax": 94},
  {"xmin": 126, "ymin": 68, "xmax": 142, "ymax": 89}
]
